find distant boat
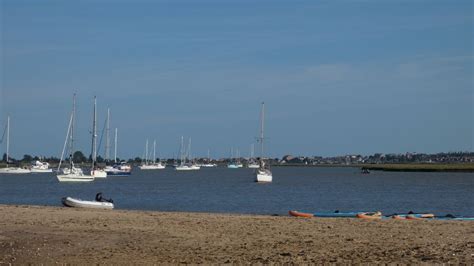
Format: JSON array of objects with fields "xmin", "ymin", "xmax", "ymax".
[
  {"xmin": 247, "ymin": 144, "xmax": 259, "ymax": 168},
  {"xmin": 30, "ymin": 160, "xmax": 53, "ymax": 173},
  {"xmin": 139, "ymin": 139, "xmax": 166, "ymax": 170},
  {"xmin": 201, "ymin": 149, "xmax": 217, "ymax": 167},
  {"xmin": 255, "ymin": 102, "xmax": 272, "ymax": 182},
  {"xmin": 0, "ymin": 116, "xmax": 31, "ymax": 174},
  {"xmin": 227, "ymin": 147, "xmax": 243, "ymax": 168},
  {"xmin": 56, "ymin": 94, "xmax": 94, "ymax": 182},
  {"xmin": 90, "ymin": 96, "xmax": 107, "ymax": 178},
  {"xmin": 103, "ymin": 118, "xmax": 132, "ymax": 176},
  {"xmin": 176, "ymin": 137, "xmax": 200, "ymax": 171}
]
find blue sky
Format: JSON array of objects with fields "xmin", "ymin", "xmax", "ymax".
[{"xmin": 1, "ymin": 0, "xmax": 473, "ymax": 159}]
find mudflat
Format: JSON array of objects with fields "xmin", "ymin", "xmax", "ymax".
[{"xmin": 0, "ymin": 205, "xmax": 472, "ymax": 264}]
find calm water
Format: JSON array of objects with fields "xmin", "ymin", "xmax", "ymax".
[{"xmin": 0, "ymin": 167, "xmax": 473, "ymax": 216}]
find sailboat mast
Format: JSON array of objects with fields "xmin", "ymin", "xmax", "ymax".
[
  {"xmin": 188, "ymin": 137, "xmax": 192, "ymax": 162},
  {"xmin": 114, "ymin": 128, "xmax": 118, "ymax": 163},
  {"xmin": 153, "ymin": 140, "xmax": 156, "ymax": 164},
  {"xmin": 145, "ymin": 139, "xmax": 149, "ymax": 165},
  {"xmin": 180, "ymin": 136, "xmax": 184, "ymax": 164},
  {"xmin": 259, "ymin": 102, "xmax": 265, "ymax": 157},
  {"xmin": 6, "ymin": 116, "xmax": 9, "ymax": 164},
  {"xmin": 91, "ymin": 96, "xmax": 97, "ymax": 170},
  {"xmin": 105, "ymin": 108, "xmax": 110, "ymax": 162},
  {"xmin": 69, "ymin": 94, "xmax": 76, "ymax": 168}
]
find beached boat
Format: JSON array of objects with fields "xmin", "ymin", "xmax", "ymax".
[
  {"xmin": 356, "ymin": 212, "xmax": 383, "ymax": 219},
  {"xmin": 0, "ymin": 116, "xmax": 31, "ymax": 174},
  {"xmin": 255, "ymin": 102, "xmax": 272, "ymax": 183},
  {"xmin": 289, "ymin": 210, "xmax": 368, "ymax": 218},
  {"xmin": 391, "ymin": 213, "xmax": 435, "ymax": 220},
  {"xmin": 57, "ymin": 94, "xmax": 94, "ymax": 182},
  {"xmin": 62, "ymin": 196, "xmax": 114, "ymax": 209}
]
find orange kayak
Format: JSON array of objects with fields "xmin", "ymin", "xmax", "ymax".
[{"xmin": 288, "ymin": 210, "xmax": 314, "ymax": 218}]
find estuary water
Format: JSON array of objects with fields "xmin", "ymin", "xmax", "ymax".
[{"xmin": 0, "ymin": 167, "xmax": 473, "ymax": 216}]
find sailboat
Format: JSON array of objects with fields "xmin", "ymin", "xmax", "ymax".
[
  {"xmin": 139, "ymin": 139, "xmax": 166, "ymax": 170},
  {"xmin": 255, "ymin": 102, "xmax": 272, "ymax": 183},
  {"xmin": 247, "ymin": 143, "xmax": 259, "ymax": 168},
  {"xmin": 201, "ymin": 149, "xmax": 217, "ymax": 167},
  {"xmin": 30, "ymin": 159, "xmax": 53, "ymax": 173},
  {"xmin": 227, "ymin": 147, "xmax": 240, "ymax": 168},
  {"xmin": 104, "ymin": 128, "xmax": 132, "ymax": 176},
  {"xmin": 90, "ymin": 97, "xmax": 107, "ymax": 178},
  {"xmin": 57, "ymin": 94, "xmax": 94, "ymax": 182},
  {"xmin": 175, "ymin": 136, "xmax": 200, "ymax": 171},
  {"xmin": 0, "ymin": 116, "xmax": 31, "ymax": 174}
]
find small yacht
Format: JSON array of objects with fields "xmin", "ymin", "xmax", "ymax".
[
  {"xmin": 30, "ymin": 160, "xmax": 53, "ymax": 173},
  {"xmin": 175, "ymin": 137, "xmax": 200, "ymax": 171},
  {"xmin": 105, "ymin": 162, "xmax": 132, "ymax": 176},
  {"xmin": 0, "ymin": 116, "xmax": 31, "ymax": 175},
  {"xmin": 139, "ymin": 139, "xmax": 166, "ymax": 170},
  {"xmin": 56, "ymin": 94, "xmax": 94, "ymax": 182},
  {"xmin": 255, "ymin": 102, "xmax": 272, "ymax": 183}
]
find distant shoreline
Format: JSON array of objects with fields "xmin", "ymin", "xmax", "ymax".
[
  {"xmin": 276, "ymin": 163, "xmax": 474, "ymax": 172},
  {"xmin": 1, "ymin": 162, "xmax": 474, "ymax": 172}
]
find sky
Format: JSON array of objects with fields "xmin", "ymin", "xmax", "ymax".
[{"xmin": 0, "ymin": 0, "xmax": 473, "ymax": 159}]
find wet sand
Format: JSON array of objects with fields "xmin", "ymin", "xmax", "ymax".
[{"xmin": 0, "ymin": 204, "xmax": 473, "ymax": 264}]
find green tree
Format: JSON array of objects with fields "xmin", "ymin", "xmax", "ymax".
[
  {"xmin": 22, "ymin": 154, "xmax": 33, "ymax": 162},
  {"xmin": 73, "ymin": 151, "xmax": 87, "ymax": 163}
]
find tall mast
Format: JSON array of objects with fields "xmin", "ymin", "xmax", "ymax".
[
  {"xmin": 105, "ymin": 108, "xmax": 110, "ymax": 162},
  {"xmin": 69, "ymin": 94, "xmax": 76, "ymax": 168},
  {"xmin": 153, "ymin": 140, "xmax": 156, "ymax": 164},
  {"xmin": 188, "ymin": 137, "xmax": 192, "ymax": 162},
  {"xmin": 145, "ymin": 139, "xmax": 149, "ymax": 165},
  {"xmin": 180, "ymin": 136, "xmax": 184, "ymax": 164},
  {"xmin": 91, "ymin": 96, "xmax": 97, "ymax": 170},
  {"xmin": 259, "ymin": 102, "xmax": 265, "ymax": 157},
  {"xmin": 6, "ymin": 116, "xmax": 9, "ymax": 165},
  {"xmin": 114, "ymin": 128, "xmax": 118, "ymax": 163}
]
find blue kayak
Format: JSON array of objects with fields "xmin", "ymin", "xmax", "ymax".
[
  {"xmin": 314, "ymin": 211, "xmax": 366, "ymax": 218},
  {"xmin": 435, "ymin": 217, "xmax": 474, "ymax": 221}
]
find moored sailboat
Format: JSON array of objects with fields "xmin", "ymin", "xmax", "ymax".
[
  {"xmin": 0, "ymin": 116, "xmax": 31, "ymax": 174},
  {"xmin": 255, "ymin": 102, "xmax": 272, "ymax": 183},
  {"xmin": 90, "ymin": 96, "xmax": 107, "ymax": 178},
  {"xmin": 139, "ymin": 139, "xmax": 166, "ymax": 170},
  {"xmin": 57, "ymin": 94, "xmax": 94, "ymax": 182}
]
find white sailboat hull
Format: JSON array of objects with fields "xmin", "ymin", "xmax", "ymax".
[
  {"xmin": 0, "ymin": 167, "xmax": 31, "ymax": 174},
  {"xmin": 201, "ymin": 164, "xmax": 217, "ymax": 167},
  {"xmin": 57, "ymin": 174, "xmax": 94, "ymax": 182},
  {"xmin": 91, "ymin": 169, "xmax": 107, "ymax": 178},
  {"xmin": 175, "ymin": 165, "xmax": 200, "ymax": 171},
  {"xmin": 139, "ymin": 164, "xmax": 166, "ymax": 170},
  {"xmin": 30, "ymin": 168, "xmax": 53, "ymax": 173},
  {"xmin": 62, "ymin": 197, "xmax": 114, "ymax": 209},
  {"xmin": 248, "ymin": 164, "xmax": 260, "ymax": 169},
  {"xmin": 255, "ymin": 169, "xmax": 272, "ymax": 183}
]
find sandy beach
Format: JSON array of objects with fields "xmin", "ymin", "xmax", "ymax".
[{"xmin": 0, "ymin": 204, "xmax": 472, "ymax": 264}]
